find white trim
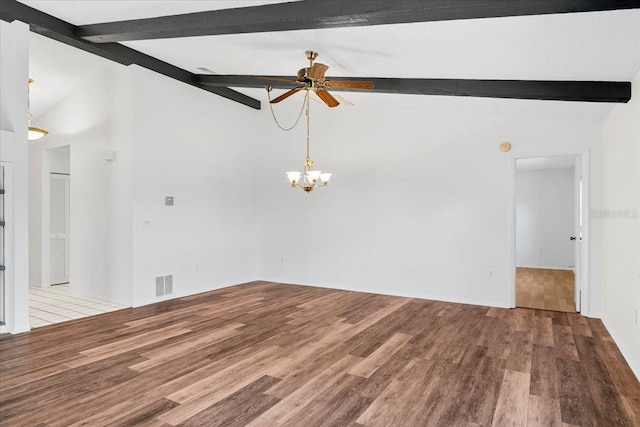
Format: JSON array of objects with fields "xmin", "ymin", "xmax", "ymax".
[
  {"xmin": 509, "ymin": 149, "xmax": 591, "ymax": 314},
  {"xmin": 0, "ymin": 161, "xmax": 30, "ymax": 334}
]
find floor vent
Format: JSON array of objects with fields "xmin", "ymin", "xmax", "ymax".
[{"xmin": 155, "ymin": 275, "xmax": 173, "ymax": 296}]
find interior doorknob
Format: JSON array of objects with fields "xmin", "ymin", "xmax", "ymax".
[{"xmin": 570, "ymin": 236, "xmax": 577, "ymax": 241}]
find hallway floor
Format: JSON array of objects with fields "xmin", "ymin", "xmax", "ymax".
[
  {"xmin": 29, "ymin": 284, "xmax": 125, "ymax": 328},
  {"xmin": 516, "ymin": 267, "xmax": 576, "ymax": 312}
]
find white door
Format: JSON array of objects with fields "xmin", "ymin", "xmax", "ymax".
[
  {"xmin": 0, "ymin": 165, "xmax": 5, "ymax": 324},
  {"xmin": 50, "ymin": 174, "xmax": 70, "ymax": 284},
  {"xmin": 573, "ymin": 159, "xmax": 582, "ymax": 312}
]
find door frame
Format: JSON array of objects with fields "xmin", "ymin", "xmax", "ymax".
[{"xmin": 508, "ymin": 149, "xmax": 590, "ymax": 315}]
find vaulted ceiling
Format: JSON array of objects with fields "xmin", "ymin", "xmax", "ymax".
[{"xmin": 4, "ymin": 1, "xmax": 640, "ymax": 119}]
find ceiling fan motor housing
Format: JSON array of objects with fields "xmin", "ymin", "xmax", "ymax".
[{"xmin": 298, "ymin": 67, "xmax": 312, "ymax": 82}]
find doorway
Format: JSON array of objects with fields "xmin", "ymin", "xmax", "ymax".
[
  {"xmin": 50, "ymin": 172, "xmax": 70, "ymax": 285},
  {"xmin": 514, "ymin": 155, "xmax": 583, "ymax": 313}
]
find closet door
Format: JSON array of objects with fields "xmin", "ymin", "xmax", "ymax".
[{"xmin": 50, "ymin": 174, "xmax": 70, "ymax": 284}]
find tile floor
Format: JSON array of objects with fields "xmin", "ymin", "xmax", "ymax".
[{"xmin": 29, "ymin": 284, "xmax": 126, "ymax": 328}]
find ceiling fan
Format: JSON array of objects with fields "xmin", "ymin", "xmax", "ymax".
[{"xmin": 264, "ymin": 51, "xmax": 375, "ymax": 108}]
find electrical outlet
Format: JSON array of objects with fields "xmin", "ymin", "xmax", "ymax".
[
  {"xmin": 635, "ymin": 309, "xmax": 639, "ymax": 326},
  {"xmin": 488, "ymin": 270, "xmax": 494, "ymax": 277}
]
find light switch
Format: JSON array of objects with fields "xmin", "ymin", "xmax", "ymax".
[{"xmin": 165, "ymin": 196, "xmax": 174, "ymax": 206}]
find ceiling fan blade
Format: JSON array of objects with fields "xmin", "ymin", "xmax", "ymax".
[
  {"xmin": 308, "ymin": 90, "xmax": 353, "ymax": 106},
  {"xmin": 309, "ymin": 63, "xmax": 329, "ymax": 80},
  {"xmin": 270, "ymin": 87, "xmax": 303, "ymax": 104},
  {"xmin": 315, "ymin": 88, "xmax": 340, "ymax": 108},
  {"xmin": 324, "ymin": 79, "xmax": 375, "ymax": 90}
]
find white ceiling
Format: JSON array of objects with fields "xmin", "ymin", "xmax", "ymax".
[{"xmin": 21, "ymin": 1, "xmax": 640, "ymax": 121}]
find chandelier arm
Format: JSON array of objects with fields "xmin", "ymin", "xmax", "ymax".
[{"xmin": 266, "ymin": 86, "xmax": 306, "ymax": 131}]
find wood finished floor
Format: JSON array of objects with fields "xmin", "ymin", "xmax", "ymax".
[
  {"xmin": 516, "ymin": 268, "xmax": 576, "ymax": 313},
  {"xmin": 1, "ymin": 281, "xmax": 639, "ymax": 426}
]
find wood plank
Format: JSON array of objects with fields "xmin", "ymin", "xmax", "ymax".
[
  {"xmin": 348, "ymin": 332, "xmax": 413, "ymax": 378},
  {"xmin": 355, "ymin": 358, "xmax": 422, "ymax": 425},
  {"xmin": 465, "ymin": 355, "xmax": 507, "ymax": 425},
  {"xmin": 533, "ymin": 316, "xmax": 555, "ymax": 347},
  {"xmin": 620, "ymin": 395, "xmax": 640, "ymax": 426},
  {"xmin": 158, "ymin": 348, "xmax": 290, "ymax": 425},
  {"xmin": 177, "ymin": 375, "xmax": 280, "ymax": 427},
  {"xmin": 527, "ymin": 395, "xmax": 562, "ymax": 427},
  {"xmin": 556, "ymin": 358, "xmax": 598, "ymax": 426},
  {"xmin": 425, "ymin": 345, "xmax": 490, "ymax": 424},
  {"xmin": 258, "ymin": 354, "xmax": 363, "ymax": 424},
  {"xmin": 65, "ymin": 324, "xmax": 192, "ymax": 368},
  {"xmin": 553, "ymin": 324, "xmax": 580, "ymax": 361},
  {"xmin": 282, "ymin": 372, "xmax": 370, "ymax": 427},
  {"xmin": 530, "ymin": 344, "xmax": 559, "ymax": 399},
  {"xmin": 491, "ymin": 369, "xmax": 530, "ymax": 427},
  {"xmin": 129, "ymin": 322, "xmax": 244, "ymax": 372},
  {"xmin": 506, "ymin": 330, "xmax": 533, "ymax": 373},
  {"xmin": 102, "ymin": 398, "xmax": 178, "ymax": 427}
]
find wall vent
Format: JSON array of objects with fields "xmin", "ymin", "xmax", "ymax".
[
  {"xmin": 155, "ymin": 275, "xmax": 174, "ymax": 297},
  {"xmin": 164, "ymin": 275, "xmax": 173, "ymax": 294},
  {"xmin": 155, "ymin": 276, "xmax": 165, "ymax": 296}
]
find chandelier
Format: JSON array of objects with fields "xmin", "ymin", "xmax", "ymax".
[
  {"xmin": 284, "ymin": 91, "xmax": 332, "ymax": 192},
  {"xmin": 28, "ymin": 78, "xmax": 49, "ymax": 141}
]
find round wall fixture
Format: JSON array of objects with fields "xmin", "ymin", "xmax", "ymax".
[{"xmin": 500, "ymin": 141, "xmax": 512, "ymax": 152}]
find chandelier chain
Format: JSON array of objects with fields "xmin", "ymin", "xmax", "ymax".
[
  {"xmin": 305, "ymin": 91, "xmax": 311, "ymax": 162},
  {"xmin": 266, "ymin": 86, "xmax": 306, "ymax": 131}
]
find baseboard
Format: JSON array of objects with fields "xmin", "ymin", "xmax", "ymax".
[
  {"xmin": 261, "ymin": 278, "xmax": 511, "ymax": 310},
  {"xmin": 516, "ymin": 265, "xmax": 574, "ymax": 271},
  {"xmin": 131, "ymin": 279, "xmax": 258, "ymax": 308},
  {"xmin": 0, "ymin": 321, "xmax": 31, "ymax": 335},
  {"xmin": 601, "ymin": 318, "xmax": 640, "ymax": 382}
]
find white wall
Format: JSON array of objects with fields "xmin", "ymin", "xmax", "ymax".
[
  {"xmin": 129, "ymin": 66, "xmax": 260, "ymax": 307},
  {"xmin": 28, "ymin": 61, "xmax": 264, "ymax": 309},
  {"xmin": 33, "ymin": 64, "xmax": 134, "ymax": 305},
  {"xmin": 516, "ymin": 167, "xmax": 575, "ymax": 269},
  {"xmin": 602, "ymin": 68, "xmax": 640, "ymax": 379},
  {"xmin": 48, "ymin": 149, "xmax": 70, "ymax": 174},
  {"xmin": 0, "ymin": 20, "xmax": 30, "ymax": 334},
  {"xmin": 257, "ymin": 104, "xmax": 604, "ymax": 311}
]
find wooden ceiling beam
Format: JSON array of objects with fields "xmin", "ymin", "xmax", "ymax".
[
  {"xmin": 196, "ymin": 74, "xmax": 632, "ymax": 103},
  {"xmin": 0, "ymin": 0, "xmax": 261, "ymax": 109},
  {"xmin": 77, "ymin": 0, "xmax": 640, "ymax": 43}
]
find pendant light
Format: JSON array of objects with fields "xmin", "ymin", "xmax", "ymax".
[{"xmin": 28, "ymin": 78, "xmax": 49, "ymax": 140}]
